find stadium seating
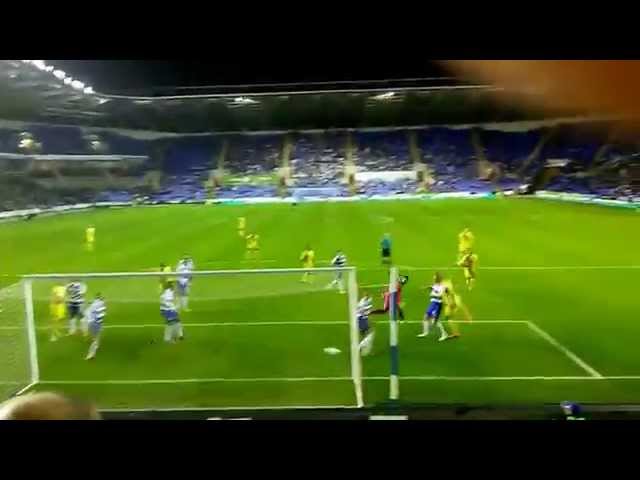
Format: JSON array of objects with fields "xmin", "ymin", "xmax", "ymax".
[
  {"xmin": 226, "ymin": 134, "xmax": 280, "ymax": 175},
  {"xmin": 418, "ymin": 128, "xmax": 481, "ymax": 192},
  {"xmin": 290, "ymin": 132, "xmax": 345, "ymax": 187},
  {"xmin": 480, "ymin": 129, "xmax": 542, "ymax": 173},
  {"xmin": 147, "ymin": 136, "xmax": 219, "ymax": 202},
  {"xmin": 1, "ymin": 122, "xmax": 638, "ymax": 211},
  {"xmin": 354, "ymin": 130, "xmax": 412, "ymax": 171}
]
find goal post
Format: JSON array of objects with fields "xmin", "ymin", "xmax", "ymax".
[
  {"xmin": 23, "ymin": 279, "xmax": 39, "ymax": 387},
  {"xmin": 20, "ymin": 266, "xmax": 365, "ymax": 409},
  {"xmin": 388, "ymin": 266, "xmax": 400, "ymax": 401},
  {"xmin": 347, "ymin": 267, "xmax": 364, "ymax": 407},
  {"xmin": 0, "ymin": 279, "xmax": 38, "ymax": 400}
]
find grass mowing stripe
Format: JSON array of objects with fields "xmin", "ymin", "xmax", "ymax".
[{"xmin": 527, "ymin": 321, "xmax": 603, "ymax": 378}]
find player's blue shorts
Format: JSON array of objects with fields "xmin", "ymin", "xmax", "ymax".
[
  {"xmin": 88, "ymin": 321, "xmax": 102, "ymax": 337},
  {"xmin": 358, "ymin": 315, "xmax": 370, "ymax": 334},
  {"xmin": 67, "ymin": 303, "xmax": 82, "ymax": 318},
  {"xmin": 161, "ymin": 309, "xmax": 179, "ymax": 324},
  {"xmin": 426, "ymin": 301, "xmax": 443, "ymax": 321}
]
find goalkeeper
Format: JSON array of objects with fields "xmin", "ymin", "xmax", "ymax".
[{"xmin": 371, "ymin": 275, "xmax": 408, "ymax": 320}]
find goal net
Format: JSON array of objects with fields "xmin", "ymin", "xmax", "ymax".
[
  {"xmin": 0, "ymin": 281, "xmax": 38, "ymax": 401},
  {"xmin": 22, "ymin": 267, "xmax": 363, "ymax": 410}
]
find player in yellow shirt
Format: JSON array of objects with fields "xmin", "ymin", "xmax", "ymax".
[
  {"xmin": 159, "ymin": 262, "xmax": 172, "ymax": 293},
  {"xmin": 49, "ymin": 284, "xmax": 66, "ymax": 342},
  {"xmin": 442, "ymin": 277, "xmax": 473, "ymax": 338},
  {"xmin": 457, "ymin": 251, "xmax": 478, "ymax": 291},
  {"xmin": 85, "ymin": 225, "xmax": 96, "ymax": 252},
  {"xmin": 457, "ymin": 227, "xmax": 474, "ymax": 263},
  {"xmin": 238, "ymin": 216, "xmax": 246, "ymax": 238},
  {"xmin": 300, "ymin": 245, "xmax": 315, "ymax": 283},
  {"xmin": 245, "ymin": 232, "xmax": 260, "ymax": 260}
]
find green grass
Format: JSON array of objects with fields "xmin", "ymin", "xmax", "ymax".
[{"xmin": 1, "ymin": 197, "xmax": 640, "ymax": 409}]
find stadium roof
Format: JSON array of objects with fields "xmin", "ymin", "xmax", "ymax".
[{"xmin": 0, "ymin": 60, "xmax": 506, "ymax": 132}]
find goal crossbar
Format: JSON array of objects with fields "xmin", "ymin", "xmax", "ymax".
[{"xmin": 22, "ymin": 266, "xmax": 356, "ymax": 280}]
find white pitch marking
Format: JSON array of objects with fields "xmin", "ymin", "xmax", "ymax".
[
  {"xmin": 14, "ymin": 382, "xmax": 37, "ymax": 396},
  {"xmin": 0, "ymin": 319, "xmax": 527, "ymax": 331},
  {"xmin": 100, "ymin": 404, "xmax": 361, "ymax": 413},
  {"xmin": 12, "ymin": 264, "xmax": 640, "ymax": 280},
  {"xmin": 526, "ymin": 321, "xmax": 603, "ymax": 378},
  {"xmin": 395, "ymin": 376, "xmax": 597, "ymax": 381},
  {"xmin": 39, "ymin": 375, "xmax": 640, "ymax": 386},
  {"xmin": 360, "ymin": 265, "xmax": 640, "ymax": 272},
  {"xmin": 39, "ymin": 377, "xmax": 355, "ymax": 385}
]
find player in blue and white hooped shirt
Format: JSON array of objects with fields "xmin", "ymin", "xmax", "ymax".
[
  {"xmin": 326, "ymin": 250, "xmax": 347, "ymax": 293},
  {"xmin": 176, "ymin": 255, "xmax": 194, "ymax": 312},
  {"xmin": 85, "ymin": 293, "xmax": 106, "ymax": 360},
  {"xmin": 161, "ymin": 281, "xmax": 184, "ymax": 343},
  {"xmin": 65, "ymin": 280, "xmax": 88, "ymax": 336},
  {"xmin": 418, "ymin": 272, "xmax": 451, "ymax": 342},
  {"xmin": 357, "ymin": 290, "xmax": 375, "ymax": 356}
]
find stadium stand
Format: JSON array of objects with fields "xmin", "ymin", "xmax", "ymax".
[
  {"xmin": 290, "ymin": 131, "xmax": 345, "ymax": 187},
  {"xmin": 354, "ymin": 130, "xmax": 412, "ymax": 171},
  {"xmin": 1, "ymin": 122, "xmax": 639, "ymax": 211},
  {"xmin": 147, "ymin": 136, "xmax": 218, "ymax": 203},
  {"xmin": 226, "ymin": 134, "xmax": 280, "ymax": 174}
]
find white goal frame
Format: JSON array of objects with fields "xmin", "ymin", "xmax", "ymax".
[{"xmin": 20, "ymin": 267, "xmax": 364, "ymax": 408}]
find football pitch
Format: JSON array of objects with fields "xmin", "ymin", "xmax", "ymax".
[{"xmin": 1, "ymin": 197, "xmax": 640, "ymax": 410}]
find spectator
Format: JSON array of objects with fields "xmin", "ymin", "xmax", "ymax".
[{"xmin": 0, "ymin": 392, "xmax": 101, "ymax": 420}]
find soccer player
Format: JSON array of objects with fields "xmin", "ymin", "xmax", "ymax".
[
  {"xmin": 326, "ymin": 250, "xmax": 347, "ymax": 293},
  {"xmin": 371, "ymin": 275, "xmax": 408, "ymax": 320},
  {"xmin": 417, "ymin": 272, "xmax": 451, "ymax": 342},
  {"xmin": 65, "ymin": 280, "xmax": 88, "ymax": 336},
  {"xmin": 381, "ymin": 233, "xmax": 392, "ymax": 265},
  {"xmin": 85, "ymin": 293, "xmax": 106, "ymax": 360},
  {"xmin": 49, "ymin": 283, "xmax": 66, "ymax": 342},
  {"xmin": 457, "ymin": 250, "xmax": 478, "ymax": 291},
  {"xmin": 159, "ymin": 262, "xmax": 172, "ymax": 293},
  {"xmin": 245, "ymin": 232, "xmax": 260, "ymax": 260},
  {"xmin": 441, "ymin": 277, "xmax": 473, "ymax": 338},
  {"xmin": 160, "ymin": 281, "xmax": 184, "ymax": 343},
  {"xmin": 300, "ymin": 244, "xmax": 315, "ymax": 283},
  {"xmin": 85, "ymin": 225, "xmax": 96, "ymax": 251},
  {"xmin": 457, "ymin": 227, "xmax": 474, "ymax": 263},
  {"xmin": 238, "ymin": 216, "xmax": 246, "ymax": 238},
  {"xmin": 176, "ymin": 255, "xmax": 194, "ymax": 312},
  {"xmin": 357, "ymin": 290, "xmax": 375, "ymax": 356}
]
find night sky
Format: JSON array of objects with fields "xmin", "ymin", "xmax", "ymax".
[{"xmin": 52, "ymin": 60, "xmax": 450, "ymax": 95}]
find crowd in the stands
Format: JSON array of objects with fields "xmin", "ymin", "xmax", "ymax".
[{"xmin": 0, "ymin": 123, "xmax": 637, "ymax": 211}]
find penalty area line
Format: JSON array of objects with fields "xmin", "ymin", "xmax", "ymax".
[
  {"xmin": 100, "ymin": 404, "xmax": 362, "ymax": 413},
  {"xmin": 360, "ymin": 265, "xmax": 640, "ymax": 272},
  {"xmin": 0, "ymin": 319, "xmax": 528, "ymax": 331},
  {"xmin": 526, "ymin": 321, "xmax": 603, "ymax": 378},
  {"xmin": 38, "ymin": 376, "xmax": 640, "ymax": 386},
  {"xmin": 39, "ymin": 377, "xmax": 355, "ymax": 385}
]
